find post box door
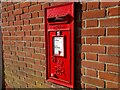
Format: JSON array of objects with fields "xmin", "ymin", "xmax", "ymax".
[{"xmin": 48, "ymin": 30, "xmax": 70, "ymax": 82}]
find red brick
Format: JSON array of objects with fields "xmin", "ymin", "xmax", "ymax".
[
  {"xmin": 16, "ymin": 41, "xmax": 24, "ymax": 47},
  {"xmin": 31, "ymin": 2, "xmax": 38, "ymax": 5},
  {"xmin": 20, "ymin": 2, "xmax": 30, "ymax": 8},
  {"xmin": 29, "ymin": 5, "xmax": 41, "ymax": 12},
  {"xmin": 14, "ymin": 3, "xmax": 20, "ymax": 9},
  {"xmin": 24, "ymin": 19, "xmax": 29, "ymax": 25},
  {"xmin": 2, "ymin": 32, "xmax": 10, "ymax": 36},
  {"xmin": 2, "ymin": 12, "xmax": 8, "ymax": 17},
  {"xmin": 82, "ymin": 76, "xmax": 104, "ymax": 87},
  {"xmin": 6, "ymin": 5, "xmax": 14, "ymax": 11},
  {"xmin": 2, "ymin": 18, "xmax": 7, "ymax": 23},
  {"xmin": 86, "ymin": 20, "xmax": 98, "ymax": 27},
  {"xmin": 7, "ymin": 2, "xmax": 13, "ymax": 6},
  {"xmin": 86, "ymin": 53, "xmax": 97, "ymax": 61},
  {"xmin": 16, "ymin": 51, "xmax": 26, "ymax": 57},
  {"xmin": 23, "ymin": 47, "xmax": 34, "ymax": 53},
  {"xmin": 32, "ymin": 53, "xmax": 45, "ymax": 60},
  {"xmin": 87, "ymin": 2, "xmax": 99, "ymax": 10},
  {"xmin": 2, "ymin": 22, "xmax": 8, "ymax": 27},
  {"xmin": 23, "ymin": 7, "xmax": 29, "ymax": 13},
  {"xmin": 99, "ymin": 55, "xmax": 119, "ymax": 64},
  {"xmin": 100, "ymin": 37, "xmax": 119, "ymax": 45},
  {"xmin": 31, "ymin": 31, "xmax": 43, "ymax": 36},
  {"xmin": 39, "ymin": 10, "xmax": 44, "ymax": 17},
  {"xmin": 14, "ymin": 20, "xmax": 23, "ymax": 25},
  {"xmin": 21, "ymin": 13, "xmax": 31, "ymax": 19},
  {"xmin": 7, "ymin": 16, "xmax": 15, "ymax": 22},
  {"xmin": 31, "ymin": 12, "xmax": 39, "ymax": 18},
  {"xmin": 107, "ymin": 28, "xmax": 120, "ymax": 36},
  {"xmin": 9, "ymin": 27, "xmax": 16, "ymax": 31},
  {"xmin": 14, "ymin": 9, "xmax": 22, "ymax": 15},
  {"xmin": 16, "ymin": 15, "xmax": 21, "ymax": 20},
  {"xmin": 86, "ymin": 69, "xmax": 97, "ymax": 77},
  {"xmin": 9, "ymin": 21, "xmax": 14, "ymax": 26},
  {"xmin": 101, "ymin": 2, "xmax": 119, "ymax": 8},
  {"xmin": 15, "ymin": 31, "xmax": 24, "ymax": 36},
  {"xmin": 82, "ymin": 3, "xmax": 87, "ymax": 11},
  {"xmin": 30, "ymin": 18, "xmax": 43, "ymax": 24},
  {"xmin": 31, "ymin": 42, "xmax": 44, "ymax": 48},
  {"xmin": 86, "ymin": 37, "xmax": 98, "ymax": 44},
  {"xmin": 17, "ymin": 26, "xmax": 22, "ymax": 31},
  {"xmin": 99, "ymin": 72, "xmax": 119, "ymax": 82},
  {"xmin": 107, "ymin": 46, "xmax": 119, "ymax": 55},
  {"xmin": 82, "ymin": 60, "xmax": 104, "ymax": 71},
  {"xmin": 34, "ymin": 37, "xmax": 40, "ymax": 41},
  {"xmin": 82, "ymin": 9, "xmax": 105, "ymax": 19},
  {"xmin": 106, "ymin": 82, "xmax": 119, "ymax": 88},
  {"xmin": 22, "ymin": 25, "xmax": 32, "ymax": 30},
  {"xmin": 2, "ymin": 7, "xmax": 6, "ymax": 12},
  {"xmin": 32, "ymin": 25, "xmax": 40, "ymax": 30},
  {"xmin": 25, "ymin": 31, "xmax": 30, "ymax": 36},
  {"xmin": 100, "ymin": 18, "xmax": 119, "ymax": 27},
  {"xmin": 41, "ymin": 3, "xmax": 49, "ymax": 10},
  {"xmin": 82, "ymin": 45, "xmax": 105, "ymax": 53},
  {"xmin": 107, "ymin": 64, "xmax": 119, "ymax": 73},
  {"xmin": 81, "ymin": 28, "xmax": 105, "ymax": 36},
  {"xmin": 8, "ymin": 11, "xmax": 13, "ymax": 16},
  {"xmin": 2, "ymin": 2, "xmax": 7, "ymax": 7},
  {"xmin": 108, "ymin": 7, "xmax": 119, "ymax": 16},
  {"xmin": 23, "ymin": 37, "xmax": 33, "ymax": 41}
]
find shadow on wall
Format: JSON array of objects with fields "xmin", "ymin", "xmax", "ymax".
[
  {"xmin": 74, "ymin": 3, "xmax": 82, "ymax": 89},
  {"xmin": 0, "ymin": 2, "xmax": 5, "ymax": 89}
]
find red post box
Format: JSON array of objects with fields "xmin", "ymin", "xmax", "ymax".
[{"xmin": 45, "ymin": 3, "xmax": 74, "ymax": 88}]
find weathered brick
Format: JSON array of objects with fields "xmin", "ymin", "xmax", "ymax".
[
  {"xmin": 99, "ymin": 55, "xmax": 119, "ymax": 64},
  {"xmin": 30, "ymin": 18, "xmax": 43, "ymax": 24},
  {"xmin": 29, "ymin": 5, "xmax": 41, "ymax": 12},
  {"xmin": 86, "ymin": 53, "xmax": 97, "ymax": 61},
  {"xmin": 108, "ymin": 7, "xmax": 119, "ymax": 16},
  {"xmin": 81, "ymin": 28, "xmax": 105, "ymax": 36},
  {"xmin": 87, "ymin": 2, "xmax": 99, "ymax": 10},
  {"xmin": 107, "ymin": 28, "xmax": 120, "ymax": 36},
  {"xmin": 82, "ymin": 60, "xmax": 104, "ymax": 71},
  {"xmin": 14, "ymin": 9, "xmax": 22, "ymax": 15},
  {"xmin": 82, "ymin": 76, "xmax": 104, "ymax": 87},
  {"xmin": 100, "ymin": 18, "xmax": 119, "ymax": 27},
  {"xmin": 82, "ymin": 9, "xmax": 105, "ymax": 19},
  {"xmin": 86, "ymin": 37, "xmax": 98, "ymax": 44},
  {"xmin": 100, "ymin": 37, "xmax": 119, "ymax": 45},
  {"xmin": 107, "ymin": 64, "xmax": 119, "ymax": 73},
  {"xmin": 82, "ymin": 45, "xmax": 105, "ymax": 53},
  {"xmin": 20, "ymin": 2, "xmax": 30, "ymax": 8},
  {"xmin": 99, "ymin": 72, "xmax": 119, "ymax": 82},
  {"xmin": 21, "ymin": 13, "xmax": 31, "ymax": 19},
  {"xmin": 86, "ymin": 20, "xmax": 98, "ymax": 27},
  {"xmin": 107, "ymin": 46, "xmax": 119, "ymax": 55}
]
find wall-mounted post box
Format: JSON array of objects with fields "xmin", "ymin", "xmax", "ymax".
[{"xmin": 45, "ymin": 3, "xmax": 74, "ymax": 88}]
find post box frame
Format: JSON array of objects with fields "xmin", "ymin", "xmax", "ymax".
[{"xmin": 45, "ymin": 3, "xmax": 74, "ymax": 88}]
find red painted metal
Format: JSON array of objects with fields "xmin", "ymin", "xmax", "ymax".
[{"xmin": 45, "ymin": 3, "xmax": 74, "ymax": 88}]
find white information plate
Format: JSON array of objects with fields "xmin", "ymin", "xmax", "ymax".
[{"xmin": 53, "ymin": 36, "xmax": 64, "ymax": 57}]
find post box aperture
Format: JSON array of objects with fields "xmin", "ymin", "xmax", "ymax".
[{"xmin": 45, "ymin": 3, "xmax": 74, "ymax": 88}]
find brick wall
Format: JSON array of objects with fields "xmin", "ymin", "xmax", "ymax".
[{"xmin": 1, "ymin": 2, "xmax": 120, "ymax": 89}]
